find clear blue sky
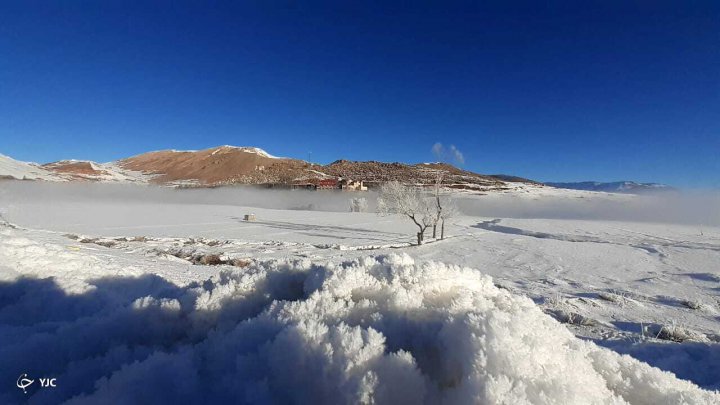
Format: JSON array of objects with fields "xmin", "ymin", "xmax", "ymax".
[{"xmin": 1, "ymin": 1, "xmax": 718, "ymax": 187}]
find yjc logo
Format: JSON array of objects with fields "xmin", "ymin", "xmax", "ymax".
[
  {"xmin": 16, "ymin": 373, "xmax": 56, "ymax": 394},
  {"xmin": 16, "ymin": 374, "xmax": 33, "ymax": 394}
]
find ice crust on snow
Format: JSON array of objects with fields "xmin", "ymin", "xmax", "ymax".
[{"xmin": 0, "ymin": 224, "xmax": 717, "ymax": 404}]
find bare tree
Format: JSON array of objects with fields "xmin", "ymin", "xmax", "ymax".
[
  {"xmin": 431, "ymin": 171, "xmax": 443, "ymax": 238},
  {"xmin": 377, "ymin": 181, "xmax": 435, "ymax": 245},
  {"xmin": 439, "ymin": 196, "xmax": 458, "ymax": 239},
  {"xmin": 429, "ymin": 170, "xmax": 460, "ymax": 239}
]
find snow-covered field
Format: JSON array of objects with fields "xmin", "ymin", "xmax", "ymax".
[{"xmin": 1, "ymin": 182, "xmax": 719, "ymax": 403}]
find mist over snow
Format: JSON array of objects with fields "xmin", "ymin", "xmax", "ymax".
[
  {"xmin": 456, "ymin": 191, "xmax": 720, "ymax": 226},
  {"xmin": 1, "ymin": 181, "xmax": 718, "ymax": 227},
  {"xmin": 0, "ymin": 181, "xmax": 376, "ymax": 213},
  {"xmin": 1, "ymin": 181, "xmax": 719, "ymax": 403}
]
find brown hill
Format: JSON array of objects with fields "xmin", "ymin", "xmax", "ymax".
[
  {"xmin": 107, "ymin": 145, "xmax": 535, "ymax": 189},
  {"xmin": 118, "ymin": 146, "xmax": 314, "ymax": 185},
  {"xmin": 321, "ymin": 160, "xmax": 506, "ymax": 188},
  {"xmin": 43, "ymin": 161, "xmax": 108, "ymax": 179}
]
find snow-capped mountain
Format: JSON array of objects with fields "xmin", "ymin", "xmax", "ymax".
[
  {"xmin": 1, "ymin": 146, "xmax": 531, "ymax": 190},
  {"xmin": 0, "ymin": 153, "xmax": 65, "ymax": 181},
  {"xmin": 4, "ymin": 147, "xmax": 676, "ymax": 195},
  {"xmin": 546, "ymin": 181, "xmax": 673, "ymax": 194},
  {"xmin": 0, "ymin": 154, "xmax": 152, "ymax": 183},
  {"xmin": 118, "ymin": 145, "xmax": 298, "ymax": 185}
]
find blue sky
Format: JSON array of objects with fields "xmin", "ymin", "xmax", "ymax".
[{"xmin": 1, "ymin": 1, "xmax": 718, "ymax": 187}]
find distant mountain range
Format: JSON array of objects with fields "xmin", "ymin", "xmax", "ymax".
[
  {"xmin": 0, "ymin": 146, "xmax": 517, "ymax": 191},
  {"xmin": 1, "ymin": 147, "xmax": 672, "ymax": 195},
  {"xmin": 544, "ymin": 181, "xmax": 673, "ymax": 194}
]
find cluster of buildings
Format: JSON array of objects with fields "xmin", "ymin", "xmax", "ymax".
[{"xmin": 292, "ymin": 178, "xmax": 368, "ymax": 191}]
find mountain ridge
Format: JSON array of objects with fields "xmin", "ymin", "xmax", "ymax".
[
  {"xmin": 1, "ymin": 146, "xmax": 668, "ymax": 194},
  {"xmin": 0, "ymin": 146, "xmax": 519, "ymax": 190},
  {"xmin": 545, "ymin": 181, "xmax": 673, "ymax": 194}
]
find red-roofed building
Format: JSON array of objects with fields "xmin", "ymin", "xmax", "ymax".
[{"xmin": 317, "ymin": 179, "xmax": 338, "ymax": 189}]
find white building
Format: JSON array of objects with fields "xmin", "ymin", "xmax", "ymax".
[{"xmin": 340, "ymin": 179, "xmax": 367, "ymax": 191}]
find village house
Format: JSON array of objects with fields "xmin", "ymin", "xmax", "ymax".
[
  {"xmin": 288, "ymin": 178, "xmax": 367, "ymax": 191},
  {"xmin": 340, "ymin": 179, "xmax": 368, "ymax": 191},
  {"xmin": 317, "ymin": 178, "xmax": 339, "ymax": 189}
]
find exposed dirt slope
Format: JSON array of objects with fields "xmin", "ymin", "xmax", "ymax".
[
  {"xmin": 118, "ymin": 146, "xmax": 314, "ymax": 185},
  {"xmin": 43, "ymin": 161, "xmax": 108, "ymax": 179}
]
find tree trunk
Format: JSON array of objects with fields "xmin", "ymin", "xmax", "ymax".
[
  {"xmin": 432, "ymin": 225, "xmax": 437, "ymax": 239},
  {"xmin": 441, "ymin": 220, "xmax": 445, "ymax": 239},
  {"xmin": 417, "ymin": 232, "xmax": 423, "ymax": 245}
]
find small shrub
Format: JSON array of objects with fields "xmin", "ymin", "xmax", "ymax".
[
  {"xmin": 598, "ymin": 291, "xmax": 624, "ymax": 302},
  {"xmin": 95, "ymin": 240, "xmax": 117, "ymax": 248},
  {"xmin": 199, "ymin": 254, "xmax": 224, "ymax": 265},
  {"xmin": 548, "ymin": 309, "xmax": 596, "ymax": 326},
  {"xmin": 682, "ymin": 299, "xmax": 703, "ymax": 310},
  {"xmin": 644, "ymin": 322, "xmax": 708, "ymax": 342},
  {"xmin": 544, "ymin": 294, "xmax": 596, "ymax": 326},
  {"xmin": 350, "ymin": 197, "xmax": 368, "ymax": 212},
  {"xmin": 231, "ymin": 258, "xmax": 252, "ymax": 268}
]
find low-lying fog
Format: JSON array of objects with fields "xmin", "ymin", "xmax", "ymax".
[
  {"xmin": 1, "ymin": 181, "xmax": 718, "ymax": 226},
  {"xmin": 456, "ymin": 192, "xmax": 720, "ymax": 226}
]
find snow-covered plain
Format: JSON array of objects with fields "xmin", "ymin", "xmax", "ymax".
[{"xmin": 1, "ymin": 182, "xmax": 719, "ymax": 403}]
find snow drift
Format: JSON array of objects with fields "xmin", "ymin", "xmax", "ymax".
[{"xmin": 0, "ymin": 225, "xmax": 717, "ymax": 404}]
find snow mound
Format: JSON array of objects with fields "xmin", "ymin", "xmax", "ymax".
[{"xmin": 0, "ymin": 227, "xmax": 717, "ymax": 403}]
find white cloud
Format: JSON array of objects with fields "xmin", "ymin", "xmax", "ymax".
[
  {"xmin": 431, "ymin": 143, "xmax": 443, "ymax": 160},
  {"xmin": 431, "ymin": 143, "xmax": 465, "ymax": 165},
  {"xmin": 448, "ymin": 144, "xmax": 464, "ymax": 165}
]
